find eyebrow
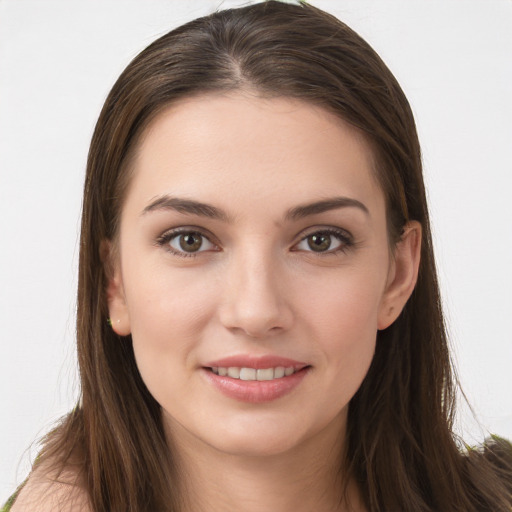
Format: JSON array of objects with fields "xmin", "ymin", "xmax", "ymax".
[
  {"xmin": 285, "ymin": 197, "xmax": 369, "ymax": 220},
  {"xmin": 141, "ymin": 195, "xmax": 369, "ymax": 221},
  {"xmin": 142, "ymin": 196, "xmax": 230, "ymax": 221}
]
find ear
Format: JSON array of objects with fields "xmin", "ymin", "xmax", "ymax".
[
  {"xmin": 377, "ymin": 221, "xmax": 422, "ymax": 330},
  {"xmin": 100, "ymin": 240, "xmax": 131, "ymax": 336}
]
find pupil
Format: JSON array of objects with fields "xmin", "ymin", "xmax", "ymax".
[
  {"xmin": 308, "ymin": 234, "xmax": 330, "ymax": 252},
  {"xmin": 179, "ymin": 233, "xmax": 202, "ymax": 252}
]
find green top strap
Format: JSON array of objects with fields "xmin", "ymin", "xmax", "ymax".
[
  {"xmin": 1, "ymin": 491, "xmax": 18, "ymax": 512},
  {"xmin": 1, "ymin": 479, "xmax": 27, "ymax": 512}
]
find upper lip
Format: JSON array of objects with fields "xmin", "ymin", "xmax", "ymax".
[{"xmin": 203, "ymin": 355, "xmax": 309, "ymax": 370}]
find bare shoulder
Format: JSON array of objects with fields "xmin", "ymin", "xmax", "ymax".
[{"xmin": 11, "ymin": 461, "xmax": 90, "ymax": 512}]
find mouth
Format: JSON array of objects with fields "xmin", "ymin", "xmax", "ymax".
[{"xmin": 201, "ymin": 357, "xmax": 311, "ymax": 403}]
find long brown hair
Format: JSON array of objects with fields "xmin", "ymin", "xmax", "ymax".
[{"xmin": 37, "ymin": 2, "xmax": 511, "ymax": 511}]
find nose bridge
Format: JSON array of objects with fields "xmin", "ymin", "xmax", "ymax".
[{"xmin": 219, "ymin": 241, "xmax": 292, "ymax": 337}]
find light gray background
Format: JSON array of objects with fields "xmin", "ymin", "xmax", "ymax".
[{"xmin": 1, "ymin": 0, "xmax": 511, "ymax": 500}]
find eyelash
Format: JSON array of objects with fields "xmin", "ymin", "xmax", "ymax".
[{"xmin": 155, "ymin": 227, "xmax": 355, "ymax": 258}]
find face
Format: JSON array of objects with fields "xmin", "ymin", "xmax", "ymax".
[{"xmin": 107, "ymin": 93, "xmax": 419, "ymax": 458}]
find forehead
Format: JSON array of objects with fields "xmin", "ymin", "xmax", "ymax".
[{"xmin": 126, "ymin": 93, "xmax": 384, "ymax": 218}]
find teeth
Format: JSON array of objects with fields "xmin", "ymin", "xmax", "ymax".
[
  {"xmin": 240, "ymin": 368, "xmax": 257, "ymax": 381},
  {"xmin": 211, "ymin": 366, "xmax": 298, "ymax": 381},
  {"xmin": 227, "ymin": 367, "xmax": 240, "ymax": 379},
  {"xmin": 274, "ymin": 366, "xmax": 285, "ymax": 378},
  {"xmin": 256, "ymin": 368, "xmax": 274, "ymax": 381}
]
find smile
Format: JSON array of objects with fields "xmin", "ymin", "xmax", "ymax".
[
  {"xmin": 202, "ymin": 362, "xmax": 310, "ymax": 403},
  {"xmin": 210, "ymin": 366, "xmax": 297, "ymax": 381}
]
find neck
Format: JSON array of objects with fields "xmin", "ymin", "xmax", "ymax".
[{"xmin": 166, "ymin": 411, "xmax": 365, "ymax": 512}]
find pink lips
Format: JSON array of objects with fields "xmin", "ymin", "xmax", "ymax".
[{"xmin": 201, "ymin": 355, "xmax": 310, "ymax": 403}]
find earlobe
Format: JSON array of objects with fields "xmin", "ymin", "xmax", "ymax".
[
  {"xmin": 377, "ymin": 221, "xmax": 422, "ymax": 330},
  {"xmin": 101, "ymin": 240, "xmax": 131, "ymax": 336}
]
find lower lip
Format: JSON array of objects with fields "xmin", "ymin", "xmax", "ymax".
[{"xmin": 201, "ymin": 367, "xmax": 310, "ymax": 403}]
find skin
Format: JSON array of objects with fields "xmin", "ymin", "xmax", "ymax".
[{"xmin": 107, "ymin": 93, "xmax": 421, "ymax": 512}]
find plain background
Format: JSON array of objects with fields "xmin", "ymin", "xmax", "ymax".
[{"xmin": 1, "ymin": 0, "xmax": 511, "ymax": 500}]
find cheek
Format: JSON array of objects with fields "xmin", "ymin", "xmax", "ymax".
[
  {"xmin": 123, "ymin": 262, "xmax": 223, "ymax": 415},
  {"xmin": 303, "ymin": 266, "xmax": 384, "ymax": 339},
  {"xmin": 123, "ymin": 261, "xmax": 219, "ymax": 370},
  {"xmin": 299, "ymin": 267, "xmax": 385, "ymax": 381}
]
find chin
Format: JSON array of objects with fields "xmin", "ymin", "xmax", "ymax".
[
  {"xmin": 186, "ymin": 406, "xmax": 346, "ymax": 460},
  {"xmin": 206, "ymin": 427, "xmax": 307, "ymax": 458}
]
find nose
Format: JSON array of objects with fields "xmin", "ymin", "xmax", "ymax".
[{"xmin": 218, "ymin": 248, "xmax": 294, "ymax": 338}]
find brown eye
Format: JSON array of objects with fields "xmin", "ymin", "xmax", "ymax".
[
  {"xmin": 307, "ymin": 233, "xmax": 332, "ymax": 252},
  {"xmin": 179, "ymin": 233, "xmax": 203, "ymax": 252}
]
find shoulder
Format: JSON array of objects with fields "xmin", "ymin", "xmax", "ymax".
[{"xmin": 10, "ymin": 461, "xmax": 90, "ymax": 512}]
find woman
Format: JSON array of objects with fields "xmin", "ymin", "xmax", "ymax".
[{"xmin": 5, "ymin": 1, "xmax": 511, "ymax": 511}]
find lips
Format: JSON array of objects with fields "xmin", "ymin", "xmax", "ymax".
[{"xmin": 202, "ymin": 355, "xmax": 310, "ymax": 403}]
